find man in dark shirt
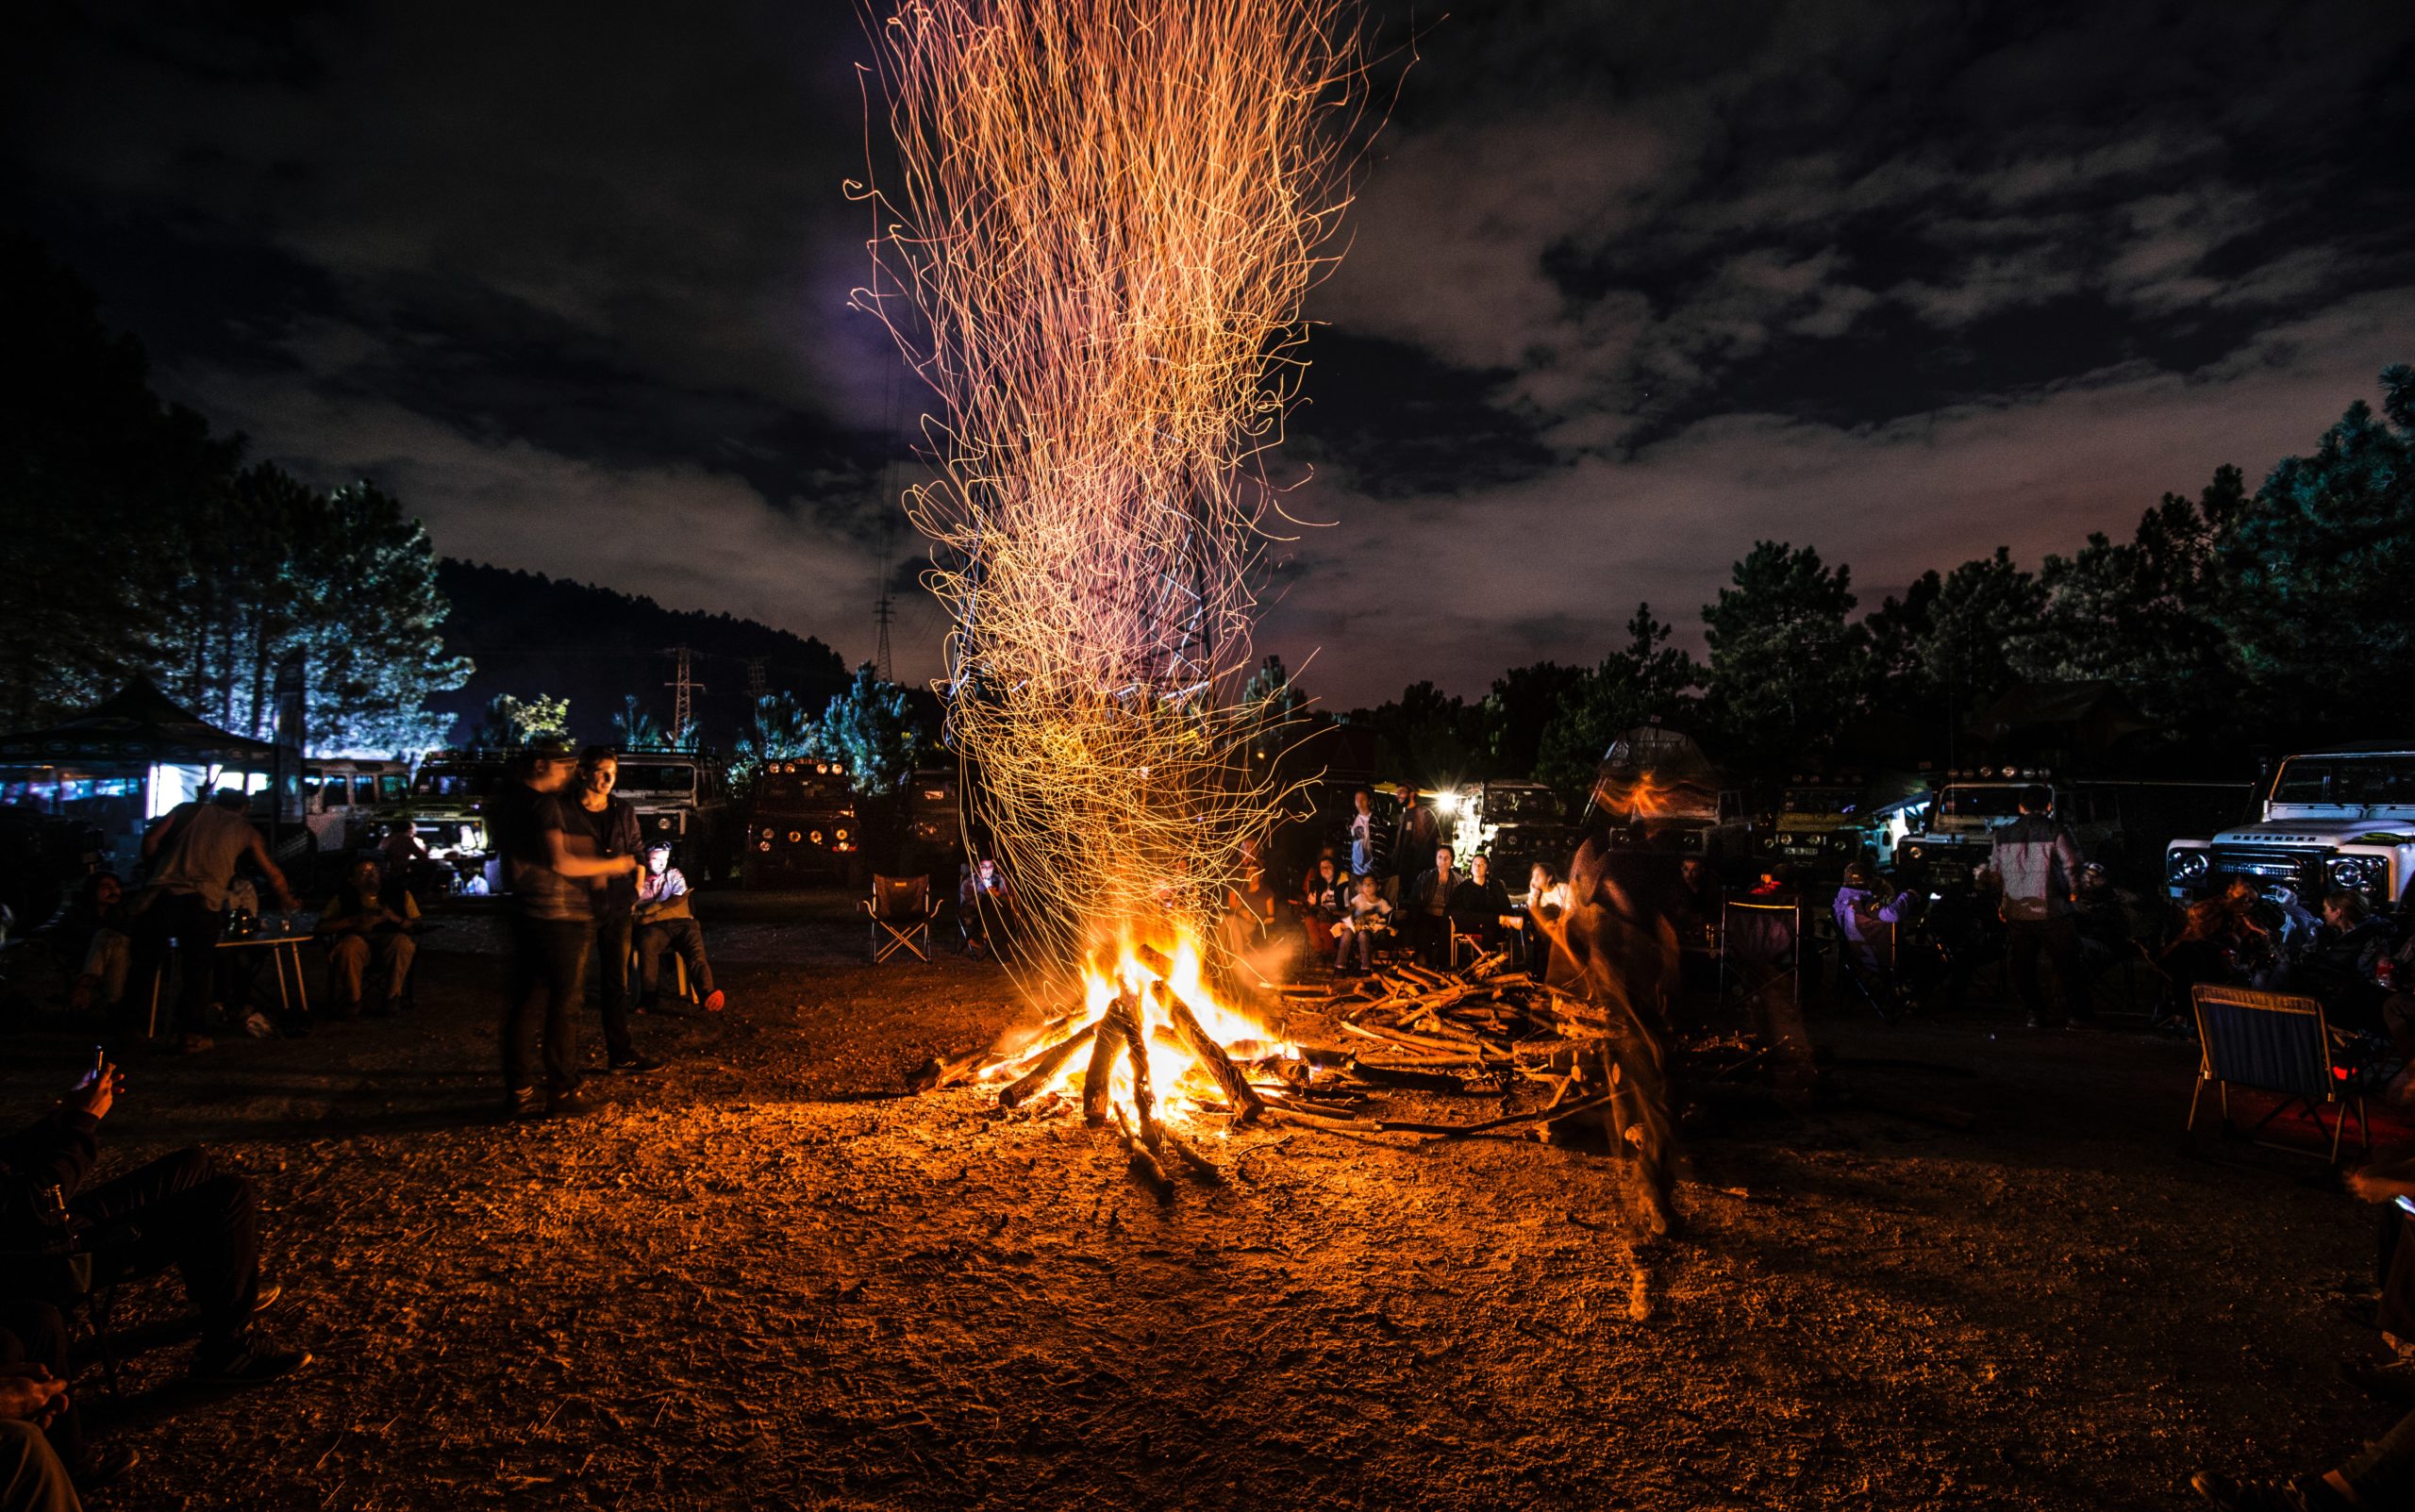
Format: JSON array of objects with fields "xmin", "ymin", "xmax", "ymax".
[
  {"xmin": 494, "ymin": 740, "xmax": 637, "ymax": 1119},
  {"xmin": 570, "ymin": 749, "xmax": 661, "ymax": 1074},
  {"xmin": 1, "ymin": 1059, "xmax": 306, "ymax": 1389},
  {"xmin": 1388, "ymin": 786, "xmax": 1438, "ymax": 904},
  {"xmin": 1448, "ymin": 854, "xmax": 1515, "ymax": 956},
  {"xmin": 1408, "ymin": 845, "xmax": 1458, "ymax": 967}
]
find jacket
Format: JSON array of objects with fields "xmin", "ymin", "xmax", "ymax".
[
  {"xmin": 0, "ymin": 1110, "xmax": 104, "ymax": 1245},
  {"xmin": 1991, "ymin": 815, "xmax": 2084, "ymax": 922}
]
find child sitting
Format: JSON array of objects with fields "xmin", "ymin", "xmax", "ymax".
[{"xmin": 1334, "ymin": 874, "xmax": 1395, "ymax": 973}]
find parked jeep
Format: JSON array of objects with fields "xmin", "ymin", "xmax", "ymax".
[
  {"xmin": 1896, "ymin": 768, "xmax": 2076, "ymax": 883},
  {"xmin": 1756, "ymin": 776, "xmax": 1890, "ymax": 880},
  {"xmin": 2167, "ymin": 744, "xmax": 2415, "ymax": 908}
]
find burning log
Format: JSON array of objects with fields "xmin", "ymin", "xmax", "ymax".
[
  {"xmin": 1150, "ymin": 982, "xmax": 1267, "ymax": 1124},
  {"xmin": 1082, "ymin": 1008, "xmax": 1125, "ymax": 1126},
  {"xmin": 999, "ymin": 1022, "xmax": 1098, "ymax": 1109},
  {"xmin": 1111, "ymin": 1107, "xmax": 1175, "ymax": 1204}
]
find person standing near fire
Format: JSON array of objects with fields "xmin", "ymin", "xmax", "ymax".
[
  {"xmin": 1986, "ymin": 785, "xmax": 2093, "ymax": 1030},
  {"xmin": 572, "ymin": 748, "xmax": 661, "ymax": 1073},
  {"xmin": 492, "ymin": 739, "xmax": 637, "ymax": 1120},
  {"xmin": 1387, "ymin": 784, "xmax": 1437, "ymax": 906}
]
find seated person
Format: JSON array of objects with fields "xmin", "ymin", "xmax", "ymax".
[
  {"xmin": 1, "ymin": 1296, "xmax": 133, "ymax": 1494},
  {"xmin": 44, "ymin": 874, "xmax": 129, "ymax": 1018},
  {"xmin": 958, "ymin": 861, "xmax": 988, "ymax": 958},
  {"xmin": 1222, "ymin": 863, "xmax": 1279, "ymax": 972},
  {"xmin": 2299, "ymin": 889, "xmax": 2396, "ymax": 1030},
  {"xmin": 2071, "ymin": 862, "xmax": 2134, "ymax": 959},
  {"xmin": 1299, "ymin": 856, "xmax": 1344, "ymax": 958},
  {"xmin": 634, "ymin": 844, "xmax": 723, "ymax": 1011},
  {"xmin": 1516, "ymin": 863, "xmax": 1568, "ymax": 978},
  {"xmin": 0, "ymin": 1059, "xmax": 307, "ymax": 1387},
  {"xmin": 1830, "ymin": 861, "xmax": 1907, "ymax": 974},
  {"xmin": 1407, "ymin": 846, "xmax": 1459, "ymax": 968},
  {"xmin": 313, "ymin": 858, "xmax": 419, "ymax": 1019},
  {"xmin": 1332, "ymin": 875, "xmax": 1394, "ymax": 973},
  {"xmin": 1446, "ymin": 855, "xmax": 1514, "ymax": 957}
]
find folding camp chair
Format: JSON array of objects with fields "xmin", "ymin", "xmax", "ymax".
[
  {"xmin": 864, "ymin": 875, "xmax": 941, "ymax": 963},
  {"xmin": 2187, "ymin": 983, "xmax": 2372, "ymax": 1163}
]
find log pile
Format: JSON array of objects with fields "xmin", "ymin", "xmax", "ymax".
[{"xmin": 914, "ymin": 945, "xmax": 1649, "ymax": 1168}]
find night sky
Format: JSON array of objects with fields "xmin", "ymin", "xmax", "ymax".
[{"xmin": 8, "ymin": 1, "xmax": 2411, "ymax": 706}]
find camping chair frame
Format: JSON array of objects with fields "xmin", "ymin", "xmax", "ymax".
[
  {"xmin": 1719, "ymin": 899, "xmax": 1804, "ymax": 1022},
  {"xmin": 864, "ymin": 876, "xmax": 941, "ymax": 964},
  {"xmin": 2187, "ymin": 983, "xmax": 2371, "ymax": 1163}
]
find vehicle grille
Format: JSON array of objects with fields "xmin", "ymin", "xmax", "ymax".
[{"xmin": 2207, "ymin": 846, "xmax": 2324, "ymax": 895}]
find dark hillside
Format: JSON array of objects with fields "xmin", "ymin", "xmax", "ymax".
[{"xmin": 431, "ymin": 559, "xmax": 852, "ymax": 748}]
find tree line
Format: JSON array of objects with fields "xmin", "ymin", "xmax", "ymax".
[
  {"xmin": 1, "ymin": 237, "xmax": 468, "ymax": 753},
  {"xmin": 1334, "ymin": 364, "xmax": 2415, "ymax": 793}
]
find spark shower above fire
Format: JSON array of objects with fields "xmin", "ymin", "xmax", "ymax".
[{"xmin": 856, "ymin": 0, "xmax": 1362, "ymax": 989}]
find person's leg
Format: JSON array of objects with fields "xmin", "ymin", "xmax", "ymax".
[
  {"xmin": 380, "ymin": 934, "xmax": 416, "ymax": 1005},
  {"xmin": 0, "ymin": 1420, "xmax": 79, "ymax": 1512},
  {"xmin": 68, "ymin": 1148, "xmax": 260, "ymax": 1357},
  {"xmin": 1354, "ymin": 930, "xmax": 1374, "ymax": 972},
  {"xmin": 2046, "ymin": 915, "xmax": 2094, "ymax": 1023},
  {"xmin": 2380, "ymin": 1210, "xmax": 2415, "ymax": 1345},
  {"xmin": 502, "ymin": 911, "xmax": 542, "ymax": 1096},
  {"xmin": 633, "ymin": 924, "xmax": 666, "ymax": 1005},
  {"xmin": 89, "ymin": 930, "xmax": 130, "ymax": 1009},
  {"xmin": 327, "ymin": 937, "xmax": 368, "ymax": 1012},
  {"xmin": 175, "ymin": 900, "xmax": 223, "ymax": 1035},
  {"xmin": 0, "ymin": 1302, "xmax": 81, "ymax": 1471},
  {"xmin": 670, "ymin": 920, "xmax": 715, "ymax": 999},
  {"xmin": 537, "ymin": 920, "xmax": 591, "ymax": 1095},
  {"xmin": 2337, "ymin": 1400, "xmax": 2415, "ymax": 1504},
  {"xmin": 593, "ymin": 915, "xmax": 636, "ymax": 1062},
  {"xmin": 2006, "ymin": 921, "xmax": 2051, "ymax": 1025}
]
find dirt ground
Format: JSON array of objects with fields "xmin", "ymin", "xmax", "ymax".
[{"xmin": 3, "ymin": 890, "xmax": 2401, "ymax": 1511}]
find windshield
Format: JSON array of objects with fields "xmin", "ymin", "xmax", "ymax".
[
  {"xmin": 1484, "ymin": 789, "xmax": 1562, "ymax": 824},
  {"xmin": 1781, "ymin": 789, "xmax": 1860, "ymax": 816},
  {"xmin": 2270, "ymin": 757, "xmax": 2415, "ymax": 806},
  {"xmin": 614, "ymin": 763, "xmax": 697, "ymax": 797},
  {"xmin": 1937, "ymin": 785, "xmax": 2031, "ymax": 820},
  {"xmin": 412, "ymin": 764, "xmax": 505, "ymax": 798}
]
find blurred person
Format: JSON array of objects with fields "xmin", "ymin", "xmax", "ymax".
[
  {"xmin": 634, "ymin": 843, "xmax": 720, "ymax": 1013},
  {"xmin": 129, "ymin": 789, "xmax": 297, "ymax": 1055},
  {"xmin": 1388, "ymin": 787, "xmax": 1438, "ymax": 903},
  {"xmin": 312, "ymin": 858, "xmax": 419, "ymax": 1020},
  {"xmin": 1986, "ymin": 786, "xmax": 2092, "ymax": 1029},
  {"xmin": 572, "ymin": 750, "xmax": 661, "ymax": 1071},
  {"xmin": 491, "ymin": 739, "xmax": 636, "ymax": 1120},
  {"xmin": 1517, "ymin": 862, "xmax": 1569, "ymax": 978},
  {"xmin": 0, "ymin": 1059, "xmax": 307, "ymax": 1386},
  {"xmin": 1222, "ymin": 861, "xmax": 1279, "ymax": 973}
]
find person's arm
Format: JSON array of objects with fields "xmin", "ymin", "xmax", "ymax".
[
  {"xmin": 2055, "ymin": 831, "xmax": 2085, "ymax": 900},
  {"xmin": 543, "ymin": 827, "xmax": 639, "ymax": 880},
  {"xmin": 2348, "ymin": 1156, "xmax": 2415, "ymax": 1205},
  {"xmin": 0, "ymin": 1069, "xmax": 115, "ymax": 1218},
  {"xmin": 242, "ymin": 831, "xmax": 299, "ymax": 910}
]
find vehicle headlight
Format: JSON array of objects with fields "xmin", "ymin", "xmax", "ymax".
[
  {"xmin": 2169, "ymin": 850, "xmax": 2209, "ymax": 883},
  {"xmin": 790, "ymin": 830, "xmax": 805, "ymax": 844},
  {"xmin": 2328, "ymin": 856, "xmax": 2389, "ymax": 894},
  {"xmin": 1903, "ymin": 843, "xmax": 1924, "ymax": 859}
]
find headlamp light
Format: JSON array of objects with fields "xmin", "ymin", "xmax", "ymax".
[
  {"xmin": 2328, "ymin": 856, "xmax": 2389, "ymax": 894},
  {"xmin": 2168, "ymin": 850, "xmax": 2209, "ymax": 883}
]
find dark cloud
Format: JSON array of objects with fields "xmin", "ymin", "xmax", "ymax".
[{"xmin": 7, "ymin": 0, "xmax": 2412, "ymax": 706}]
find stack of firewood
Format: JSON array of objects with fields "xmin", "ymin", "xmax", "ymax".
[{"xmin": 910, "ymin": 948, "xmax": 1634, "ymax": 1161}]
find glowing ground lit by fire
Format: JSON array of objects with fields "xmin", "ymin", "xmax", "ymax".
[{"xmin": 20, "ymin": 928, "xmax": 2385, "ymax": 1512}]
